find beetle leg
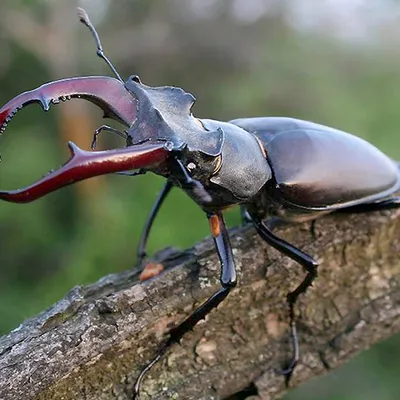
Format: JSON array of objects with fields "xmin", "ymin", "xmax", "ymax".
[
  {"xmin": 132, "ymin": 212, "xmax": 236, "ymax": 399},
  {"xmin": 116, "ymin": 169, "xmax": 147, "ymax": 177},
  {"xmin": 136, "ymin": 181, "xmax": 173, "ymax": 264},
  {"xmin": 336, "ymin": 197, "xmax": 400, "ymax": 213},
  {"xmin": 91, "ymin": 124, "xmax": 128, "ymax": 150},
  {"xmin": 135, "ymin": 155, "xmax": 213, "ymax": 268},
  {"xmin": 174, "ymin": 157, "xmax": 212, "ymax": 204},
  {"xmin": 240, "ymin": 205, "xmax": 252, "ymax": 225},
  {"xmin": 90, "ymin": 124, "xmax": 144, "ymax": 177},
  {"xmin": 247, "ymin": 212, "xmax": 318, "ymax": 379}
]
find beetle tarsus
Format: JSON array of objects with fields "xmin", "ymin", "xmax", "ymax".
[
  {"xmin": 90, "ymin": 124, "xmax": 127, "ymax": 150},
  {"xmin": 274, "ymin": 320, "xmax": 299, "ymax": 382},
  {"xmin": 132, "ymin": 212, "xmax": 235, "ymax": 398},
  {"xmin": 248, "ymin": 212, "xmax": 318, "ymax": 376},
  {"xmin": 133, "ymin": 286, "xmax": 232, "ymax": 398},
  {"xmin": 132, "ymin": 351, "xmax": 163, "ymax": 399}
]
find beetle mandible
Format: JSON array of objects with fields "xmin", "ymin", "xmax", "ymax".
[{"xmin": 0, "ymin": 8, "xmax": 399, "ymax": 399}]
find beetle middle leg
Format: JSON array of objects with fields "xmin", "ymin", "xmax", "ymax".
[
  {"xmin": 247, "ymin": 211, "xmax": 318, "ymax": 379},
  {"xmin": 132, "ymin": 211, "xmax": 236, "ymax": 399},
  {"xmin": 136, "ymin": 154, "xmax": 212, "ymax": 265},
  {"xmin": 90, "ymin": 127, "xmax": 174, "ymax": 266}
]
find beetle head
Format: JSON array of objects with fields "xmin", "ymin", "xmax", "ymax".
[
  {"xmin": 123, "ymin": 75, "xmax": 224, "ymax": 157},
  {"xmin": 77, "ymin": 7, "xmax": 225, "ymax": 161},
  {"xmin": 0, "ymin": 8, "xmax": 223, "ymax": 203}
]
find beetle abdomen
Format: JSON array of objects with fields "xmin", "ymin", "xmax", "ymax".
[{"xmin": 231, "ymin": 117, "xmax": 400, "ymax": 209}]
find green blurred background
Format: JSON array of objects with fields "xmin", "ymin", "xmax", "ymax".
[{"xmin": 0, "ymin": 0, "xmax": 400, "ymax": 399}]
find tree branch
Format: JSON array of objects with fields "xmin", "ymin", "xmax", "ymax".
[{"xmin": 0, "ymin": 209, "xmax": 399, "ymax": 400}]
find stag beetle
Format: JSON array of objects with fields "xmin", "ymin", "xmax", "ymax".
[{"xmin": 0, "ymin": 8, "xmax": 399, "ymax": 399}]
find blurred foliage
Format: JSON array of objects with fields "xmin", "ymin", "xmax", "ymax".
[{"xmin": 0, "ymin": 0, "xmax": 399, "ymax": 399}]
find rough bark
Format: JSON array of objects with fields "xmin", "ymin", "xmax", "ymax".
[{"xmin": 0, "ymin": 209, "xmax": 399, "ymax": 400}]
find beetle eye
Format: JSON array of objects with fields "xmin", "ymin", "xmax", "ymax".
[
  {"xmin": 187, "ymin": 162, "xmax": 196, "ymax": 172},
  {"xmin": 131, "ymin": 75, "xmax": 141, "ymax": 83}
]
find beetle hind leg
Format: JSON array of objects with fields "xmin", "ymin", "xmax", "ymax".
[{"xmin": 246, "ymin": 211, "xmax": 318, "ymax": 380}]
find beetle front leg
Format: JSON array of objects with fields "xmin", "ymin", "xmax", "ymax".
[
  {"xmin": 132, "ymin": 212, "xmax": 236, "ymax": 399},
  {"xmin": 247, "ymin": 212, "xmax": 318, "ymax": 380},
  {"xmin": 136, "ymin": 157, "xmax": 213, "ymax": 268},
  {"xmin": 90, "ymin": 124, "xmax": 128, "ymax": 150}
]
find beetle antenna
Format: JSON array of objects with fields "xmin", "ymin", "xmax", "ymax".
[{"xmin": 77, "ymin": 7, "xmax": 124, "ymax": 83}]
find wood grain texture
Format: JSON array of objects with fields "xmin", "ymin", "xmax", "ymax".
[{"xmin": 0, "ymin": 208, "xmax": 399, "ymax": 400}]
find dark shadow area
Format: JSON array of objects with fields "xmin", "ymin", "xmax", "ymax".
[{"xmin": 223, "ymin": 382, "xmax": 258, "ymax": 400}]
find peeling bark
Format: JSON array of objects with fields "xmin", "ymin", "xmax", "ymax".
[{"xmin": 0, "ymin": 209, "xmax": 399, "ymax": 400}]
